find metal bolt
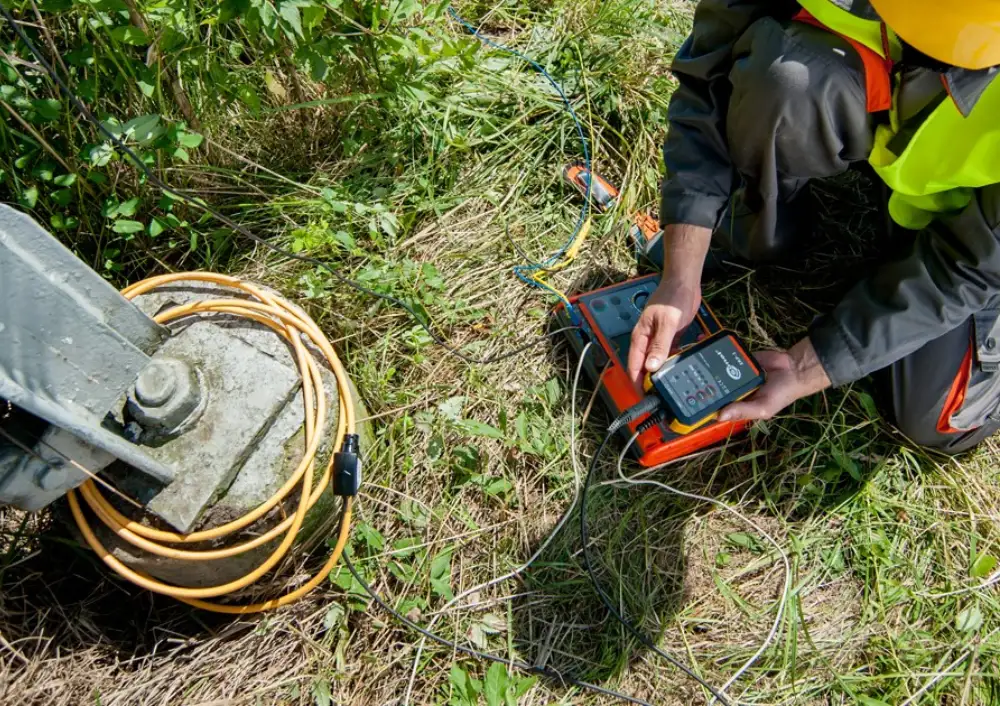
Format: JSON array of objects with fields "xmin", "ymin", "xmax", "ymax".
[
  {"xmin": 126, "ymin": 358, "xmax": 203, "ymax": 436},
  {"xmin": 988, "ymin": 337, "xmax": 997, "ymax": 351},
  {"xmin": 134, "ymin": 361, "xmax": 178, "ymax": 407}
]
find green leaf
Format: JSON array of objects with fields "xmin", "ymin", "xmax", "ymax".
[
  {"xmin": 112, "ymin": 220, "xmax": 144, "ymax": 234},
  {"xmin": 54, "ymin": 173, "xmax": 77, "ymax": 187},
  {"xmin": 484, "ymin": 479, "xmax": 512, "ymax": 496},
  {"xmin": 278, "ymin": 1, "xmax": 303, "ymax": 38},
  {"xmin": 31, "ymin": 98, "xmax": 61, "ymax": 121},
  {"xmin": 50, "ymin": 189, "xmax": 73, "ymax": 207},
  {"xmin": 357, "ymin": 523, "xmax": 385, "ymax": 551},
  {"xmin": 449, "ymin": 665, "xmax": 470, "ymax": 704},
  {"xmin": 322, "ymin": 602, "xmax": 344, "ymax": 630},
  {"xmin": 110, "ymin": 25, "xmax": 150, "ymax": 46},
  {"xmin": 117, "ymin": 198, "xmax": 140, "ymax": 217},
  {"xmin": 118, "ymin": 114, "xmax": 163, "ymax": 144},
  {"xmin": 427, "ymin": 434, "xmax": 445, "ymax": 461},
  {"xmin": 238, "ymin": 84, "xmax": 262, "ymax": 114},
  {"xmin": 178, "ymin": 131, "xmax": 204, "ymax": 149},
  {"xmin": 484, "ymin": 662, "xmax": 507, "ymax": 706},
  {"xmin": 333, "ymin": 230, "xmax": 354, "ymax": 249},
  {"xmin": 391, "ymin": 537, "xmax": 421, "ymax": 557},
  {"xmin": 971, "ymin": 553, "xmax": 997, "ymax": 578},
  {"xmin": 149, "ymin": 217, "xmax": 166, "ymax": 237},
  {"xmin": 957, "ymin": 605, "xmax": 984, "ymax": 633},
  {"xmin": 301, "ymin": 5, "xmax": 325, "ymax": 31},
  {"xmin": 856, "ymin": 391, "xmax": 879, "ymax": 419},
  {"xmin": 312, "ymin": 678, "xmax": 332, "ymax": 706},
  {"xmin": 509, "ymin": 675, "xmax": 538, "ymax": 703},
  {"xmin": 429, "ymin": 550, "xmax": 454, "ymax": 601},
  {"xmin": 18, "ymin": 186, "xmax": 38, "ymax": 209},
  {"xmin": 457, "ymin": 419, "xmax": 503, "ymax": 439},
  {"xmin": 438, "ymin": 396, "xmax": 466, "ymax": 422}
]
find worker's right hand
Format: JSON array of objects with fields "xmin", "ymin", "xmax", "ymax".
[{"xmin": 627, "ymin": 277, "xmax": 700, "ymax": 386}]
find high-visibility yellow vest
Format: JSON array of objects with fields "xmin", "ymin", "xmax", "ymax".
[{"xmin": 797, "ymin": 0, "xmax": 1000, "ymax": 229}]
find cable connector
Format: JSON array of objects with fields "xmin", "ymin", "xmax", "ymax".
[
  {"xmin": 333, "ymin": 434, "xmax": 362, "ymax": 496},
  {"xmin": 567, "ymin": 303, "xmax": 583, "ymax": 328},
  {"xmin": 608, "ymin": 396, "xmax": 663, "ymax": 434},
  {"xmin": 636, "ymin": 408, "xmax": 667, "ymax": 434}
]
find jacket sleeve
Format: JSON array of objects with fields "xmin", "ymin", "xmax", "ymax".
[
  {"xmin": 810, "ymin": 185, "xmax": 1000, "ymax": 386},
  {"xmin": 661, "ymin": 0, "xmax": 797, "ymax": 229}
]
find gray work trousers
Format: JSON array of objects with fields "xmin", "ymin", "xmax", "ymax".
[{"xmin": 663, "ymin": 20, "xmax": 1000, "ymax": 454}]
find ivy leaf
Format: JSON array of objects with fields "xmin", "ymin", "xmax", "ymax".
[{"xmin": 112, "ymin": 220, "xmax": 144, "ymax": 234}]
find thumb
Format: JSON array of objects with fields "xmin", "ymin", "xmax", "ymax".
[
  {"xmin": 717, "ymin": 400, "xmax": 765, "ymax": 423},
  {"xmin": 643, "ymin": 322, "xmax": 675, "ymax": 372}
]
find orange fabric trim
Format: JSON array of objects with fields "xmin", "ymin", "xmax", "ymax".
[
  {"xmin": 793, "ymin": 9, "xmax": 893, "ymax": 113},
  {"xmin": 936, "ymin": 341, "xmax": 974, "ymax": 434}
]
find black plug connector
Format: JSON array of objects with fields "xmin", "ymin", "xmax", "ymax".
[
  {"xmin": 608, "ymin": 396, "xmax": 663, "ymax": 433},
  {"xmin": 333, "ymin": 433, "xmax": 362, "ymax": 496}
]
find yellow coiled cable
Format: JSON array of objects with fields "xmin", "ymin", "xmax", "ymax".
[{"xmin": 66, "ymin": 272, "xmax": 355, "ymax": 614}]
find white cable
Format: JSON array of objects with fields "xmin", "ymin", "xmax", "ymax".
[
  {"xmin": 897, "ymin": 627, "xmax": 1000, "ymax": 706},
  {"xmin": 402, "ymin": 342, "xmax": 594, "ymax": 704},
  {"xmin": 917, "ymin": 570, "xmax": 1000, "ymax": 599},
  {"xmin": 611, "ymin": 431, "xmax": 792, "ymax": 704}
]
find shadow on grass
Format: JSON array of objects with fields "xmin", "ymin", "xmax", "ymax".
[
  {"xmin": 504, "ymin": 172, "xmax": 896, "ymax": 691},
  {"xmin": 0, "ymin": 504, "xmax": 246, "ymax": 668}
]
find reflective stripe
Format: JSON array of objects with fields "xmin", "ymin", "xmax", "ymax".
[
  {"xmin": 796, "ymin": 0, "xmax": 901, "ymax": 59},
  {"xmin": 937, "ymin": 339, "xmax": 974, "ymax": 434},
  {"xmin": 793, "ymin": 9, "xmax": 892, "ymax": 112},
  {"xmin": 798, "ymin": 0, "xmax": 1000, "ymax": 229}
]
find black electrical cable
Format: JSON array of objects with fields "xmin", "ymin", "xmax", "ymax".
[
  {"xmin": 341, "ymin": 553, "xmax": 655, "ymax": 706},
  {"xmin": 0, "ymin": 4, "xmax": 576, "ymax": 366},
  {"xmin": 579, "ymin": 428, "xmax": 734, "ymax": 706}
]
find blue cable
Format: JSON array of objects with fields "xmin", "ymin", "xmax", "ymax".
[{"xmin": 447, "ymin": 7, "xmax": 592, "ymax": 297}]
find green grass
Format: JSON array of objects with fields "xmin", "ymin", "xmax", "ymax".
[{"xmin": 2, "ymin": 1, "xmax": 1000, "ymax": 705}]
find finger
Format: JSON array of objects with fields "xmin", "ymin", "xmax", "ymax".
[
  {"xmin": 718, "ymin": 399, "xmax": 773, "ymax": 423},
  {"xmin": 627, "ymin": 325, "xmax": 651, "ymax": 384},
  {"xmin": 754, "ymin": 349, "xmax": 792, "ymax": 372},
  {"xmin": 643, "ymin": 318, "xmax": 676, "ymax": 372}
]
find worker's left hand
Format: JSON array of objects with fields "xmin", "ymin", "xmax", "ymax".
[{"xmin": 717, "ymin": 339, "xmax": 832, "ymax": 423}]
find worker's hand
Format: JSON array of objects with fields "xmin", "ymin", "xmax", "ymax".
[
  {"xmin": 718, "ymin": 338, "xmax": 832, "ymax": 423},
  {"xmin": 627, "ymin": 277, "xmax": 700, "ymax": 385}
]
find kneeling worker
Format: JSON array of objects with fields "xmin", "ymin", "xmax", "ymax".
[{"xmin": 630, "ymin": 0, "xmax": 1000, "ymax": 454}]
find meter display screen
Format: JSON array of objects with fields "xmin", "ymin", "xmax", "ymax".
[{"xmin": 651, "ymin": 333, "xmax": 762, "ymax": 424}]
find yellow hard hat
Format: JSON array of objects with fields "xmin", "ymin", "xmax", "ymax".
[{"xmin": 870, "ymin": 0, "xmax": 1000, "ymax": 70}]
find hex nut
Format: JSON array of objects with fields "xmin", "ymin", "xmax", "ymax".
[{"xmin": 126, "ymin": 358, "xmax": 203, "ymax": 435}]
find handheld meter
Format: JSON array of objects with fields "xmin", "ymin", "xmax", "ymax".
[
  {"xmin": 554, "ymin": 274, "xmax": 757, "ymax": 467},
  {"xmin": 647, "ymin": 331, "xmax": 765, "ymax": 434}
]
